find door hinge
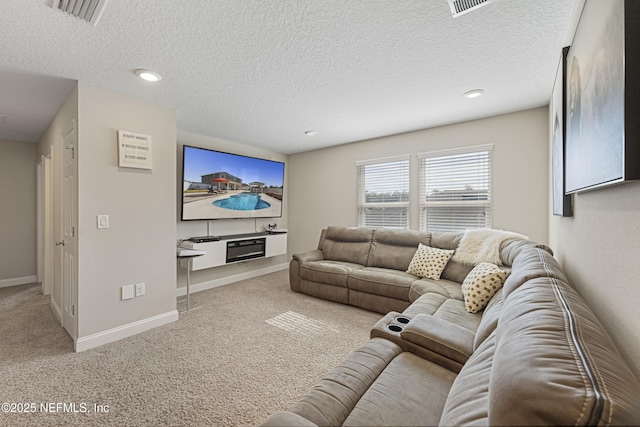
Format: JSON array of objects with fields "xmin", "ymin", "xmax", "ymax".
[
  {"xmin": 72, "ymin": 226, "xmax": 75, "ymax": 237},
  {"xmin": 72, "ymin": 305, "xmax": 75, "ymax": 316}
]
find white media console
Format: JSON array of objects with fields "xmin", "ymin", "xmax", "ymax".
[{"xmin": 180, "ymin": 232, "xmax": 287, "ymax": 271}]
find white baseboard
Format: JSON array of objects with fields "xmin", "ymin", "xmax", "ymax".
[
  {"xmin": 176, "ymin": 262, "xmax": 288, "ymax": 297},
  {"xmin": 0, "ymin": 275, "xmax": 38, "ymax": 288},
  {"xmin": 75, "ymin": 310, "xmax": 179, "ymax": 352}
]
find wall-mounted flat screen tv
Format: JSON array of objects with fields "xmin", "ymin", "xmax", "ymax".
[{"xmin": 181, "ymin": 145, "xmax": 285, "ymax": 221}]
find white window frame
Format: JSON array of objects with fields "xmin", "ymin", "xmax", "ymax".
[
  {"xmin": 418, "ymin": 144, "xmax": 492, "ymax": 233},
  {"xmin": 356, "ymin": 154, "xmax": 410, "ymax": 229}
]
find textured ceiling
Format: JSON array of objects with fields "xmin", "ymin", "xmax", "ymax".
[{"xmin": 0, "ymin": 0, "xmax": 578, "ymax": 154}]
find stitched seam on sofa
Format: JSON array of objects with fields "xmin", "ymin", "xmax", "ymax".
[
  {"xmin": 568, "ymin": 304, "xmax": 614, "ymax": 427},
  {"xmin": 541, "ymin": 250, "xmax": 605, "ymax": 426}
]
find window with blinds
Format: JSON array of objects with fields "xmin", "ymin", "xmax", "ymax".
[
  {"xmin": 419, "ymin": 145, "xmax": 492, "ymax": 232},
  {"xmin": 356, "ymin": 155, "xmax": 410, "ymax": 229}
]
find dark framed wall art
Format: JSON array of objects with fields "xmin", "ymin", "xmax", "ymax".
[
  {"xmin": 565, "ymin": 0, "xmax": 640, "ymax": 194},
  {"xmin": 551, "ymin": 46, "xmax": 572, "ymax": 216}
]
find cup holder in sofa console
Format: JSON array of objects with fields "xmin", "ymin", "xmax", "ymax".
[
  {"xmin": 387, "ymin": 324, "xmax": 404, "ymax": 333},
  {"xmin": 395, "ymin": 316, "xmax": 410, "ymax": 324}
]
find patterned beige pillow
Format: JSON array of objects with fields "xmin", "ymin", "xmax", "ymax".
[
  {"xmin": 406, "ymin": 243, "xmax": 454, "ymax": 280},
  {"xmin": 461, "ymin": 262, "xmax": 507, "ymax": 313}
]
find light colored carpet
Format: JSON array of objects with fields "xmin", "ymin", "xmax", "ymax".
[{"xmin": 0, "ymin": 270, "xmax": 381, "ymax": 426}]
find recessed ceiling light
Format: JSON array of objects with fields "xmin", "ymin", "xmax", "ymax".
[
  {"xmin": 135, "ymin": 69, "xmax": 162, "ymax": 82},
  {"xmin": 463, "ymin": 89, "xmax": 485, "ymax": 98},
  {"xmin": 304, "ymin": 130, "xmax": 318, "ymax": 136}
]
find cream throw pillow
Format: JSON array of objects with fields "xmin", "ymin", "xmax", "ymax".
[
  {"xmin": 461, "ymin": 262, "xmax": 507, "ymax": 313},
  {"xmin": 406, "ymin": 243, "xmax": 454, "ymax": 280}
]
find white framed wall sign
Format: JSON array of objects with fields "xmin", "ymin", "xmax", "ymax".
[{"xmin": 118, "ymin": 130, "xmax": 152, "ymax": 170}]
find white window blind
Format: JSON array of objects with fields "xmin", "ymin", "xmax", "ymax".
[
  {"xmin": 356, "ymin": 155, "xmax": 410, "ymax": 229},
  {"xmin": 419, "ymin": 145, "xmax": 492, "ymax": 232}
]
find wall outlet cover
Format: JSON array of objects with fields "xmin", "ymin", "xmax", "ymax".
[{"xmin": 135, "ymin": 283, "xmax": 145, "ymax": 297}]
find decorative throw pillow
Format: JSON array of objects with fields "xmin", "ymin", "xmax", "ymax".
[
  {"xmin": 406, "ymin": 244, "xmax": 454, "ymax": 280},
  {"xmin": 461, "ymin": 262, "xmax": 507, "ymax": 313}
]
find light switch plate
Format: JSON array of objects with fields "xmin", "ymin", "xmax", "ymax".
[
  {"xmin": 121, "ymin": 284, "xmax": 134, "ymax": 300},
  {"xmin": 97, "ymin": 215, "xmax": 109, "ymax": 229}
]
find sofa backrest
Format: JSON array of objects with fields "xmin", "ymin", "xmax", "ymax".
[
  {"xmin": 442, "ymin": 244, "xmax": 640, "ymax": 425},
  {"xmin": 320, "ymin": 226, "xmax": 374, "ymax": 266},
  {"xmin": 368, "ymin": 228, "xmax": 431, "ymax": 270},
  {"xmin": 431, "ymin": 232, "xmax": 473, "ymax": 283}
]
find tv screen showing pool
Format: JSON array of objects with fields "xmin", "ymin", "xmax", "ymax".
[{"xmin": 181, "ymin": 145, "xmax": 285, "ymax": 221}]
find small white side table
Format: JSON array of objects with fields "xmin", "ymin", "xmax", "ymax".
[{"xmin": 177, "ymin": 247, "xmax": 206, "ymax": 311}]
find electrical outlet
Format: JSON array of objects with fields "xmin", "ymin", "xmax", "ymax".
[
  {"xmin": 121, "ymin": 284, "xmax": 134, "ymax": 300},
  {"xmin": 135, "ymin": 283, "xmax": 145, "ymax": 297}
]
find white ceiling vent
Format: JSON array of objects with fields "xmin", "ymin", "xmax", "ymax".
[
  {"xmin": 49, "ymin": 0, "xmax": 110, "ymax": 26},
  {"xmin": 447, "ymin": 0, "xmax": 492, "ymax": 18}
]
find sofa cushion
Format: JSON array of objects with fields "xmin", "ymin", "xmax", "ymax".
[
  {"xmin": 288, "ymin": 338, "xmax": 403, "ymax": 426},
  {"xmin": 403, "ymin": 294, "xmax": 482, "ymax": 334},
  {"xmin": 343, "ymin": 352, "xmax": 456, "ymax": 427},
  {"xmin": 501, "ymin": 246, "xmax": 568, "ymax": 300},
  {"xmin": 461, "ymin": 262, "xmax": 507, "ymax": 313},
  {"xmin": 489, "ymin": 247, "xmax": 640, "ymax": 425},
  {"xmin": 321, "ymin": 226, "xmax": 374, "ymax": 265},
  {"xmin": 400, "ymin": 314, "xmax": 475, "ymax": 365},
  {"xmin": 368, "ymin": 228, "xmax": 431, "ymax": 270},
  {"xmin": 408, "ymin": 278, "xmax": 463, "ymax": 302},
  {"xmin": 348, "ymin": 267, "xmax": 417, "ymax": 301},
  {"xmin": 430, "ymin": 232, "xmax": 474, "ymax": 283},
  {"xmin": 438, "ymin": 331, "xmax": 495, "ymax": 426},
  {"xmin": 473, "ymin": 287, "xmax": 503, "ymax": 351},
  {"xmin": 299, "ymin": 260, "xmax": 364, "ymax": 287},
  {"xmin": 406, "ymin": 243, "xmax": 454, "ymax": 280}
]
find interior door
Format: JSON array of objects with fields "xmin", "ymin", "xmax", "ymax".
[
  {"xmin": 60, "ymin": 120, "xmax": 77, "ymax": 340},
  {"xmin": 38, "ymin": 154, "xmax": 54, "ymax": 295}
]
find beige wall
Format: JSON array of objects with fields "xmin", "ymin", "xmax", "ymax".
[
  {"xmin": 287, "ymin": 107, "xmax": 549, "ymax": 256},
  {"xmin": 545, "ymin": 0, "xmax": 640, "ymax": 380},
  {"xmin": 176, "ymin": 130, "xmax": 289, "ymax": 291},
  {"xmin": 76, "ymin": 82, "xmax": 177, "ymax": 338},
  {"xmin": 549, "ymin": 178, "xmax": 640, "ymax": 379},
  {"xmin": 0, "ymin": 139, "xmax": 38, "ymax": 283}
]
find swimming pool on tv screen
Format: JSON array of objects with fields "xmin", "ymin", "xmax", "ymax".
[{"xmin": 212, "ymin": 193, "xmax": 271, "ymax": 211}]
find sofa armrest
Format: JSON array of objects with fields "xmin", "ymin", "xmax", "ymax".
[
  {"xmin": 261, "ymin": 411, "xmax": 317, "ymax": 426},
  {"xmin": 292, "ymin": 249, "xmax": 324, "ymax": 263},
  {"xmin": 400, "ymin": 314, "xmax": 474, "ymax": 365}
]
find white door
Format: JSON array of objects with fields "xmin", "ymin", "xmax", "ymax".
[
  {"xmin": 43, "ymin": 155, "xmax": 53, "ymax": 296},
  {"xmin": 37, "ymin": 157, "xmax": 43, "ymax": 284},
  {"xmin": 37, "ymin": 154, "xmax": 54, "ymax": 295},
  {"xmin": 59, "ymin": 120, "xmax": 77, "ymax": 339}
]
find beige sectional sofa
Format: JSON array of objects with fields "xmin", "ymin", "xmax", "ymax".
[{"xmin": 263, "ymin": 226, "xmax": 640, "ymax": 426}]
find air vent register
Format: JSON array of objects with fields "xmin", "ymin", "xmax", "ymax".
[{"xmin": 48, "ymin": 0, "xmax": 109, "ymax": 26}]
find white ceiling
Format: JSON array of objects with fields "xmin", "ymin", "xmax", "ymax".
[{"xmin": 0, "ymin": 0, "xmax": 580, "ymax": 154}]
